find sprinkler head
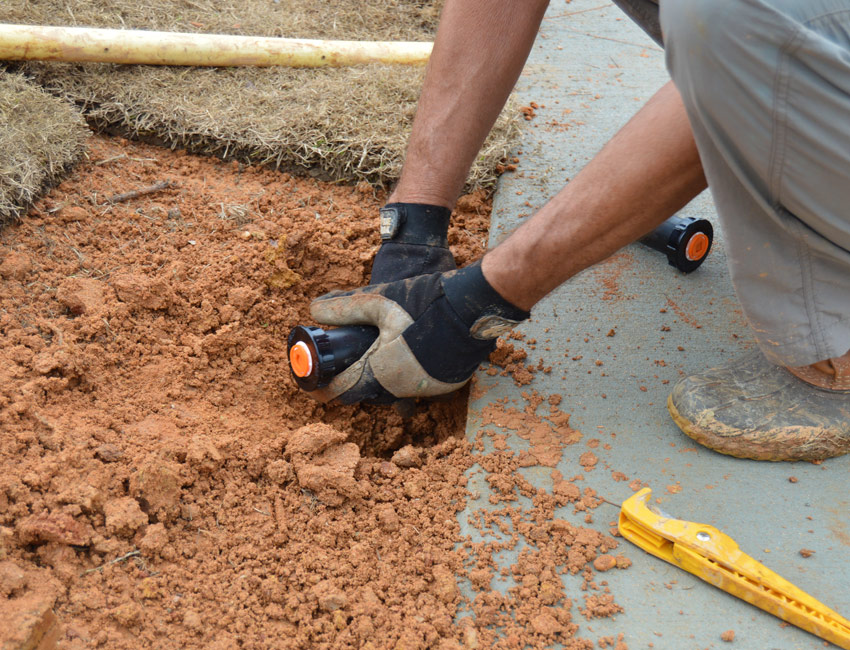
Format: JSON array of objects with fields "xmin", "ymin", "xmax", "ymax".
[{"xmin": 287, "ymin": 324, "xmax": 378, "ymax": 391}]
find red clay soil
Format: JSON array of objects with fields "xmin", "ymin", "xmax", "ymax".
[{"xmin": 0, "ymin": 136, "xmax": 627, "ymax": 649}]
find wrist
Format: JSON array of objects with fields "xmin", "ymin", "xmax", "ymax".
[
  {"xmin": 480, "ymin": 250, "xmax": 538, "ymax": 312},
  {"xmin": 441, "ymin": 260, "xmax": 529, "ymax": 339},
  {"xmin": 380, "ymin": 203, "xmax": 452, "ymax": 247}
]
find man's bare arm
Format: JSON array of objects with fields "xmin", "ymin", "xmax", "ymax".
[
  {"xmin": 483, "ymin": 81, "xmax": 707, "ymax": 310},
  {"xmin": 389, "ymin": 0, "xmax": 550, "ymax": 208},
  {"xmin": 386, "ymin": 1, "xmax": 706, "ymax": 312}
]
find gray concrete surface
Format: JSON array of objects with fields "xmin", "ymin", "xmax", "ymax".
[{"xmin": 458, "ymin": 2, "xmax": 850, "ymax": 648}]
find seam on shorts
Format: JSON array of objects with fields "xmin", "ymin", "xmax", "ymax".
[
  {"xmin": 792, "ymin": 218, "xmax": 831, "ymax": 359},
  {"xmin": 802, "ymin": 8, "xmax": 850, "ymax": 30},
  {"xmin": 766, "ymin": 28, "xmax": 806, "ymax": 207},
  {"xmin": 765, "ymin": 23, "xmax": 831, "ymax": 361}
]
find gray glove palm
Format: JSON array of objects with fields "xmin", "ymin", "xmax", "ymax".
[{"xmin": 309, "ymin": 261, "xmax": 529, "ymax": 404}]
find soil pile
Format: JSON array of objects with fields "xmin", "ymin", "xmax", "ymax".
[
  {"xmin": 0, "ymin": 137, "xmax": 629, "ymax": 648},
  {"xmin": 0, "ymin": 135, "xmax": 475, "ymax": 648}
]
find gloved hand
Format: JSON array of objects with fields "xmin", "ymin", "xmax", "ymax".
[
  {"xmin": 309, "ymin": 260, "xmax": 529, "ymax": 404},
  {"xmin": 370, "ymin": 203, "xmax": 456, "ymax": 284}
]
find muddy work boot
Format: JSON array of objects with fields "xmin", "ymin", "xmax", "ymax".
[{"xmin": 668, "ymin": 350, "xmax": 850, "ymax": 461}]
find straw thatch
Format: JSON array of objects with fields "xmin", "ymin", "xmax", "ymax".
[
  {"xmin": 0, "ymin": 71, "xmax": 88, "ymax": 225},
  {"xmin": 2, "ymin": 0, "xmax": 520, "ymax": 188}
]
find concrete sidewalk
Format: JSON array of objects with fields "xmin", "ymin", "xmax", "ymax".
[{"xmin": 458, "ymin": 2, "xmax": 850, "ymax": 648}]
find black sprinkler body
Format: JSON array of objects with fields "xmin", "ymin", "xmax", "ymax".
[
  {"xmin": 640, "ymin": 215, "xmax": 714, "ymax": 273},
  {"xmin": 287, "ymin": 324, "xmax": 378, "ymax": 391}
]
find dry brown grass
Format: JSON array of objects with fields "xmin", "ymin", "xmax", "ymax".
[
  {"xmin": 0, "ymin": 72, "xmax": 89, "ymax": 225},
  {"xmin": 2, "ymin": 0, "xmax": 520, "ymax": 189}
]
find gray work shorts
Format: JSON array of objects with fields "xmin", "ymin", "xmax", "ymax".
[{"xmin": 614, "ymin": 0, "xmax": 850, "ymax": 367}]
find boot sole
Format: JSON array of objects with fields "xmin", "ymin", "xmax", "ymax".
[{"xmin": 666, "ymin": 393, "xmax": 786, "ymax": 462}]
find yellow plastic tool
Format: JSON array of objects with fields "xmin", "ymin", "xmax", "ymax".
[{"xmin": 619, "ymin": 488, "xmax": 850, "ymax": 649}]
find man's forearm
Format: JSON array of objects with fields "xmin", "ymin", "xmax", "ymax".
[
  {"xmin": 483, "ymin": 81, "xmax": 707, "ymax": 310},
  {"xmin": 389, "ymin": 0, "xmax": 550, "ymax": 209}
]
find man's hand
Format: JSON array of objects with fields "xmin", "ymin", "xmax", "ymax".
[
  {"xmin": 310, "ymin": 260, "xmax": 529, "ymax": 404},
  {"xmin": 370, "ymin": 203, "xmax": 456, "ymax": 284}
]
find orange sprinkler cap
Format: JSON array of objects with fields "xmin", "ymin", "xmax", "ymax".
[
  {"xmin": 685, "ymin": 232, "xmax": 710, "ymax": 262},
  {"xmin": 289, "ymin": 341, "xmax": 313, "ymax": 378}
]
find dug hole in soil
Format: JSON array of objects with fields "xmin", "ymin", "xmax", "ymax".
[{"xmin": 1, "ymin": 136, "xmax": 629, "ymax": 649}]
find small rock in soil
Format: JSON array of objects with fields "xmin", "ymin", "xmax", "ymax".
[
  {"xmin": 391, "ymin": 444, "xmax": 423, "ymax": 468},
  {"xmin": 376, "ymin": 461, "xmax": 400, "ymax": 478},
  {"xmin": 94, "ymin": 443, "xmax": 123, "ymax": 463}
]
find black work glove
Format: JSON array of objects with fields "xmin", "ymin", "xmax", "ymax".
[
  {"xmin": 309, "ymin": 260, "xmax": 529, "ymax": 404},
  {"xmin": 370, "ymin": 203, "xmax": 456, "ymax": 284}
]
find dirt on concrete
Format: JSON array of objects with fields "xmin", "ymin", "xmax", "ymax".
[{"xmin": 0, "ymin": 136, "xmax": 628, "ymax": 649}]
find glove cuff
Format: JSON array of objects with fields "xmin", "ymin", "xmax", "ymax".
[
  {"xmin": 441, "ymin": 260, "xmax": 530, "ymax": 340},
  {"xmin": 380, "ymin": 203, "xmax": 452, "ymax": 247}
]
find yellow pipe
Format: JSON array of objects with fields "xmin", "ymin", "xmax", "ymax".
[{"xmin": 0, "ymin": 23, "xmax": 433, "ymax": 67}]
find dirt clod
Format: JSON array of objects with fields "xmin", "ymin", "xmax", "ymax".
[
  {"xmin": 392, "ymin": 444, "xmax": 423, "ymax": 468},
  {"xmin": 16, "ymin": 512, "xmax": 93, "ymax": 547},
  {"xmin": 0, "ymin": 560, "xmax": 27, "ymax": 597},
  {"xmin": 129, "ymin": 459, "xmax": 183, "ymax": 523},
  {"xmin": 57, "ymin": 277, "xmax": 109, "ymax": 316},
  {"xmin": 112, "ymin": 273, "xmax": 173, "ymax": 311},
  {"xmin": 293, "ymin": 440, "xmax": 362, "ymax": 507},
  {"xmin": 530, "ymin": 610, "xmax": 562, "ymax": 636},
  {"xmin": 0, "ymin": 251, "xmax": 32, "ymax": 280},
  {"xmin": 137, "ymin": 523, "xmax": 169, "ymax": 557},
  {"xmin": 104, "ymin": 497, "xmax": 148, "ymax": 538},
  {"xmin": 314, "ymin": 580, "xmax": 348, "ymax": 612},
  {"xmin": 94, "ymin": 444, "xmax": 123, "ymax": 463},
  {"xmin": 593, "ymin": 554, "xmax": 617, "ymax": 572}
]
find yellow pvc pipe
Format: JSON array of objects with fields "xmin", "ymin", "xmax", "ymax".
[{"xmin": 0, "ymin": 23, "xmax": 433, "ymax": 67}]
